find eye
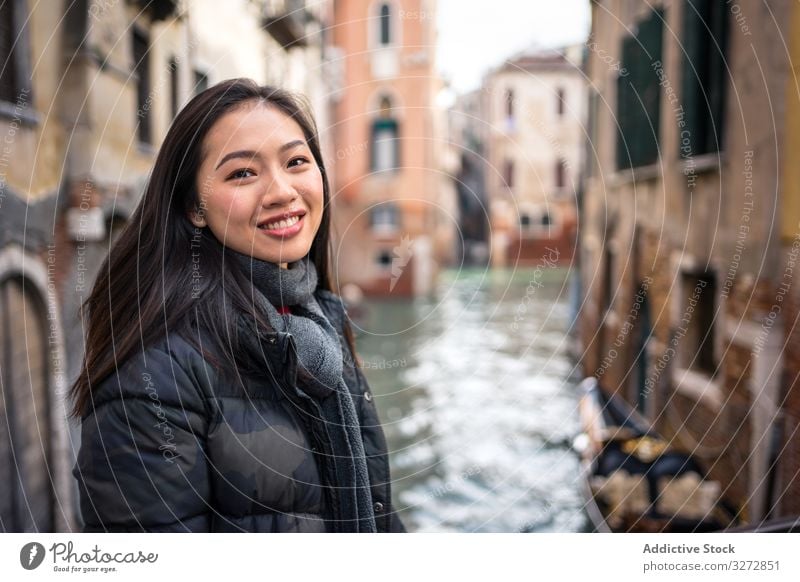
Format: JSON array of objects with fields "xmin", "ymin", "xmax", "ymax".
[
  {"xmin": 227, "ymin": 168, "xmax": 256, "ymax": 180},
  {"xmin": 287, "ymin": 156, "xmax": 310, "ymax": 169}
]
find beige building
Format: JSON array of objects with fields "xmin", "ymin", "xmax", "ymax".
[
  {"xmin": 328, "ymin": 0, "xmax": 455, "ymax": 297},
  {"xmin": 483, "ymin": 47, "xmax": 585, "ymax": 268},
  {"xmin": 0, "ymin": 0, "xmax": 329, "ymax": 532},
  {"xmin": 579, "ymin": 0, "xmax": 799, "ymax": 525}
]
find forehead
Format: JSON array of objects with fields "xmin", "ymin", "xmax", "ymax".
[{"xmin": 202, "ymin": 102, "xmax": 307, "ymax": 159}]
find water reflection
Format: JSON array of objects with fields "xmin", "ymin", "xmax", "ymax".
[{"xmin": 354, "ymin": 267, "xmax": 589, "ymax": 532}]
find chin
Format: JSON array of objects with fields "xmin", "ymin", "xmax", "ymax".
[{"xmin": 262, "ymin": 243, "xmax": 313, "ymax": 265}]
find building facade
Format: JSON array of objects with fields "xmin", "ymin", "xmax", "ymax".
[{"xmin": 578, "ymin": 0, "xmax": 799, "ymax": 525}]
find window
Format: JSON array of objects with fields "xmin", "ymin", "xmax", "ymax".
[
  {"xmin": 601, "ymin": 247, "xmax": 614, "ymax": 319},
  {"xmin": 370, "ymin": 203, "xmax": 399, "ymax": 233},
  {"xmin": 379, "ymin": 3, "xmax": 391, "ymax": 45},
  {"xmin": 520, "ymin": 209, "xmax": 554, "ymax": 235},
  {"xmin": 0, "ymin": 1, "xmax": 19, "ymax": 103},
  {"xmin": 371, "ymin": 119, "xmax": 399, "ymax": 171},
  {"xmin": 680, "ymin": 271, "xmax": 717, "ymax": 375},
  {"xmin": 133, "ymin": 28, "xmax": 152, "ymax": 145},
  {"xmin": 169, "ymin": 57, "xmax": 179, "ymax": 119},
  {"xmin": 503, "ymin": 159, "xmax": 514, "ymax": 189},
  {"xmin": 0, "ymin": 0, "xmax": 32, "ymax": 106},
  {"xmin": 616, "ymin": 9, "xmax": 664, "ymax": 169},
  {"xmin": 629, "ymin": 287, "xmax": 653, "ymax": 415},
  {"xmin": 194, "ymin": 69, "xmax": 209, "ymax": 95},
  {"xmin": 376, "ymin": 249, "xmax": 393, "ymax": 270},
  {"xmin": 586, "ymin": 90, "xmax": 599, "ymax": 177},
  {"xmin": 555, "ymin": 159, "xmax": 567, "ymax": 189},
  {"xmin": 682, "ymin": 0, "xmax": 728, "ymax": 156},
  {"xmin": 503, "ymin": 89, "xmax": 516, "ymax": 132},
  {"xmin": 504, "ymin": 88, "xmax": 514, "ymax": 120},
  {"xmin": 556, "ymin": 87, "xmax": 565, "ymax": 116},
  {"xmin": 370, "ymin": 95, "xmax": 399, "ymax": 172}
]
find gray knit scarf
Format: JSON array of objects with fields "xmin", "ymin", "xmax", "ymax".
[{"xmin": 232, "ymin": 251, "xmax": 376, "ymax": 533}]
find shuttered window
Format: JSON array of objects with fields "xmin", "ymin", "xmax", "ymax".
[
  {"xmin": 616, "ymin": 9, "xmax": 664, "ymax": 170},
  {"xmin": 586, "ymin": 89, "xmax": 599, "ymax": 177},
  {"xmin": 503, "ymin": 159, "xmax": 514, "ymax": 189},
  {"xmin": 133, "ymin": 28, "xmax": 152, "ymax": 145},
  {"xmin": 681, "ymin": 0, "xmax": 728, "ymax": 156},
  {"xmin": 379, "ymin": 3, "xmax": 391, "ymax": 45},
  {"xmin": 371, "ymin": 118, "xmax": 399, "ymax": 172},
  {"xmin": 0, "ymin": 0, "xmax": 18, "ymax": 103}
]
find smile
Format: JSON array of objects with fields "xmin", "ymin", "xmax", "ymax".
[{"xmin": 257, "ymin": 214, "xmax": 304, "ymax": 238}]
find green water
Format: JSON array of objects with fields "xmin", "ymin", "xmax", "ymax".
[{"xmin": 355, "ymin": 267, "xmax": 589, "ymax": 532}]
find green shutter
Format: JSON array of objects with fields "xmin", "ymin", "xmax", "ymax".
[
  {"xmin": 617, "ymin": 35, "xmax": 637, "ymax": 169},
  {"xmin": 681, "ymin": 0, "xmax": 728, "ymax": 157},
  {"xmin": 706, "ymin": 0, "xmax": 728, "ymax": 154},
  {"xmin": 637, "ymin": 8, "xmax": 664, "ymax": 167},
  {"xmin": 617, "ymin": 8, "xmax": 664, "ymax": 169}
]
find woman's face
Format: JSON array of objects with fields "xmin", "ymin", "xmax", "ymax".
[{"xmin": 191, "ymin": 101, "xmax": 324, "ymax": 267}]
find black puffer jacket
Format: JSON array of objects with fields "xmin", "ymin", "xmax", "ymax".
[{"xmin": 73, "ymin": 289, "xmax": 405, "ymax": 533}]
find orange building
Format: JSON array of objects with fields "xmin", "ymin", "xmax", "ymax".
[{"xmin": 328, "ymin": 0, "xmax": 455, "ymax": 297}]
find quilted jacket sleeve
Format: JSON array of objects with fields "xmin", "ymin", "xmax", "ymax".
[{"xmin": 73, "ymin": 345, "xmax": 212, "ymax": 532}]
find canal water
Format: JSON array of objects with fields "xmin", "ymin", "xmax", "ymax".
[{"xmin": 354, "ymin": 266, "xmax": 590, "ymax": 532}]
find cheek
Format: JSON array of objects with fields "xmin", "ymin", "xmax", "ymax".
[
  {"xmin": 205, "ymin": 189, "xmax": 252, "ymax": 226},
  {"xmin": 302, "ymin": 172, "xmax": 325, "ymax": 213},
  {"xmin": 307, "ymin": 190, "xmax": 325, "ymax": 232}
]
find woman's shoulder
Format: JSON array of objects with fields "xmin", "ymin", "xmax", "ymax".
[{"xmin": 87, "ymin": 332, "xmax": 215, "ymax": 417}]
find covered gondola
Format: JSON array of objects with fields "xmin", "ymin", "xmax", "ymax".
[{"xmin": 573, "ymin": 377, "xmax": 739, "ymax": 532}]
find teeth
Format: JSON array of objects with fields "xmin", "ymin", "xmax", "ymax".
[{"xmin": 261, "ymin": 215, "xmax": 300, "ymax": 230}]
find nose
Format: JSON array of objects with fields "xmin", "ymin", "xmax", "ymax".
[{"xmin": 262, "ymin": 172, "xmax": 298, "ymax": 208}]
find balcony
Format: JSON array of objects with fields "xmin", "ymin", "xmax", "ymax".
[{"xmin": 262, "ymin": 0, "xmax": 309, "ymax": 49}]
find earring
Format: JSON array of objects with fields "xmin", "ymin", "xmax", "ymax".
[{"xmin": 191, "ymin": 211, "xmax": 206, "ymax": 227}]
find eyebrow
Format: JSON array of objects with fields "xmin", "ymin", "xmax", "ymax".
[{"xmin": 214, "ymin": 140, "xmax": 307, "ymax": 170}]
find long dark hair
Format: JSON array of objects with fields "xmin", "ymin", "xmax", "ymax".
[{"xmin": 69, "ymin": 78, "xmax": 358, "ymax": 419}]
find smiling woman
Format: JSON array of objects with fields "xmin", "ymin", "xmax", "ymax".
[{"xmin": 69, "ymin": 78, "xmax": 405, "ymax": 533}]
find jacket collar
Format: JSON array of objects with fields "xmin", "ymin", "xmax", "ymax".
[{"xmin": 236, "ymin": 288, "xmax": 348, "ymax": 400}]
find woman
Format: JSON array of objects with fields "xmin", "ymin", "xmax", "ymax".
[{"xmin": 70, "ymin": 78, "xmax": 405, "ymax": 533}]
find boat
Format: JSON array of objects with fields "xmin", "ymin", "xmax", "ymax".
[
  {"xmin": 573, "ymin": 377, "xmax": 740, "ymax": 532},
  {"xmin": 723, "ymin": 515, "xmax": 800, "ymax": 532}
]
